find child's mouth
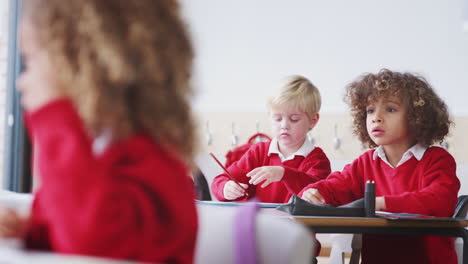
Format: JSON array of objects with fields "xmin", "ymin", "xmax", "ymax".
[{"xmin": 371, "ymin": 128, "xmax": 384, "ymax": 136}]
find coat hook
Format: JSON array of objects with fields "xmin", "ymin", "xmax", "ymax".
[
  {"xmin": 307, "ymin": 131, "xmax": 315, "ymax": 146},
  {"xmin": 231, "ymin": 122, "xmax": 238, "ymax": 146},
  {"xmin": 206, "ymin": 120, "xmax": 213, "ymax": 146},
  {"xmin": 333, "ymin": 123, "xmax": 341, "ymax": 150},
  {"xmin": 441, "ymin": 140, "xmax": 449, "ymax": 150},
  {"xmin": 253, "ymin": 120, "xmax": 271, "ymax": 143}
]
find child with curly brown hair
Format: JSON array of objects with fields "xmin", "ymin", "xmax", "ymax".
[
  {"xmin": 299, "ymin": 69, "xmax": 460, "ymax": 264},
  {"xmin": 0, "ymin": 0, "xmax": 198, "ymax": 263}
]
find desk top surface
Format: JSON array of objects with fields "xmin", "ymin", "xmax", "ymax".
[{"xmin": 291, "ymin": 215, "xmax": 468, "ymax": 228}]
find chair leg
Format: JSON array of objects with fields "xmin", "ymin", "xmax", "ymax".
[{"xmin": 349, "ymin": 234, "xmax": 362, "ymax": 264}]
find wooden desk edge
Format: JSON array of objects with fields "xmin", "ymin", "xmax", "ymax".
[{"xmin": 292, "ymin": 216, "xmax": 468, "ymax": 228}]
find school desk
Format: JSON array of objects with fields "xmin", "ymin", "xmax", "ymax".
[
  {"xmin": 287, "ymin": 214, "xmax": 468, "ymax": 264},
  {"xmin": 196, "ymin": 201, "xmax": 468, "ymax": 263}
]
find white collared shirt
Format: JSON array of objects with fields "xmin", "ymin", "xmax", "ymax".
[
  {"xmin": 372, "ymin": 144, "xmax": 427, "ymax": 168},
  {"xmin": 92, "ymin": 131, "xmax": 113, "ymax": 156},
  {"xmin": 268, "ymin": 137, "xmax": 315, "ymax": 162}
]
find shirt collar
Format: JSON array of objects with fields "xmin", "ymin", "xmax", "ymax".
[
  {"xmin": 92, "ymin": 131, "xmax": 113, "ymax": 156},
  {"xmin": 268, "ymin": 137, "xmax": 315, "ymax": 162},
  {"xmin": 372, "ymin": 144, "xmax": 427, "ymax": 168}
]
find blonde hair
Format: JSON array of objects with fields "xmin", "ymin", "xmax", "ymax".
[
  {"xmin": 23, "ymin": 0, "xmax": 197, "ymax": 163},
  {"xmin": 268, "ymin": 75, "xmax": 321, "ymax": 118}
]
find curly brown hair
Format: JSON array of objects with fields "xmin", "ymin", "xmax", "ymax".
[
  {"xmin": 344, "ymin": 69, "xmax": 452, "ymax": 148},
  {"xmin": 23, "ymin": 0, "xmax": 197, "ymax": 163}
]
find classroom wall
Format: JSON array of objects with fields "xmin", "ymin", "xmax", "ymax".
[
  {"xmin": 180, "ymin": 0, "xmax": 468, "ymax": 115},
  {"xmin": 195, "ymin": 112, "xmax": 468, "ymax": 197},
  {"xmin": 183, "ymin": 0, "xmax": 468, "ymax": 185},
  {"xmin": 196, "ymin": 112, "xmax": 468, "ymax": 164}
]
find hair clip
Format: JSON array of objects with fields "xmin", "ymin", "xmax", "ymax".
[{"xmin": 413, "ymin": 99, "xmax": 425, "ymax": 107}]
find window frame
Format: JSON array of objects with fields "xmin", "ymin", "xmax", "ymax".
[{"xmin": 3, "ymin": 0, "xmax": 31, "ymax": 193}]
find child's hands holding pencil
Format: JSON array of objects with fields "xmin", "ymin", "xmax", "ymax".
[
  {"xmin": 210, "ymin": 153, "xmax": 250, "ymax": 200},
  {"xmin": 223, "ymin": 181, "xmax": 249, "ymax": 200}
]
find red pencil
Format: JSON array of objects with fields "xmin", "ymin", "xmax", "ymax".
[{"xmin": 209, "ymin": 153, "xmax": 248, "ymax": 196}]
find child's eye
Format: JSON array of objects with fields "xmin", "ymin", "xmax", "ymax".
[
  {"xmin": 366, "ymin": 109, "xmax": 374, "ymax": 114},
  {"xmin": 387, "ymin": 108, "xmax": 396, "ymax": 112},
  {"xmin": 290, "ymin": 119, "xmax": 299, "ymax": 123},
  {"xmin": 273, "ymin": 117, "xmax": 282, "ymax": 122}
]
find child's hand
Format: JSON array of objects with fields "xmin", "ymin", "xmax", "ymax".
[
  {"xmin": 376, "ymin": 197, "xmax": 386, "ymax": 211},
  {"xmin": 246, "ymin": 166, "xmax": 285, "ymax": 188},
  {"xmin": 223, "ymin": 181, "xmax": 248, "ymax": 200},
  {"xmin": 301, "ymin": 188, "xmax": 326, "ymax": 204},
  {"xmin": 0, "ymin": 207, "xmax": 27, "ymax": 238}
]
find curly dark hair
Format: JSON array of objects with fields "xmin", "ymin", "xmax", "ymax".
[{"xmin": 344, "ymin": 69, "xmax": 452, "ymax": 148}]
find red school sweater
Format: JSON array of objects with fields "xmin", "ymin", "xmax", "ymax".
[
  {"xmin": 23, "ymin": 99, "xmax": 198, "ymax": 264},
  {"xmin": 211, "ymin": 141, "xmax": 331, "ymax": 203},
  {"xmin": 299, "ymin": 147, "xmax": 460, "ymax": 264}
]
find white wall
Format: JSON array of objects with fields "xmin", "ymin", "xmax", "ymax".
[{"xmin": 181, "ymin": 0, "xmax": 468, "ymax": 115}]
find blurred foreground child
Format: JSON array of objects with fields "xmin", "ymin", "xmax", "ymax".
[{"xmin": 0, "ymin": 0, "xmax": 198, "ymax": 263}]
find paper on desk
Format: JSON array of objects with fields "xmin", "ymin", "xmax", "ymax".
[
  {"xmin": 196, "ymin": 200, "xmax": 283, "ymax": 208},
  {"xmin": 375, "ymin": 211, "xmax": 459, "ymax": 221}
]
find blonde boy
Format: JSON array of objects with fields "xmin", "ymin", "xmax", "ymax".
[{"xmin": 212, "ymin": 75, "xmax": 331, "ymax": 203}]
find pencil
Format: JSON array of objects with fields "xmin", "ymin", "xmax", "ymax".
[{"xmin": 209, "ymin": 153, "xmax": 248, "ymax": 196}]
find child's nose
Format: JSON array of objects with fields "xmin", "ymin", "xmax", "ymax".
[
  {"xmin": 280, "ymin": 119, "xmax": 289, "ymax": 128},
  {"xmin": 372, "ymin": 111, "xmax": 383, "ymax": 123}
]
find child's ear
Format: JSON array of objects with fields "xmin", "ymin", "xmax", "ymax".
[{"xmin": 308, "ymin": 113, "xmax": 320, "ymax": 130}]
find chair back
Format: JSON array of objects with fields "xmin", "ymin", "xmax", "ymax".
[
  {"xmin": 453, "ymin": 195, "xmax": 468, "ymax": 218},
  {"xmin": 195, "ymin": 204, "xmax": 314, "ymax": 264}
]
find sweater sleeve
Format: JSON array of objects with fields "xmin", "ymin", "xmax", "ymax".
[
  {"xmin": 281, "ymin": 148, "xmax": 332, "ymax": 195},
  {"xmin": 211, "ymin": 144, "xmax": 266, "ymax": 201},
  {"xmin": 384, "ymin": 150, "xmax": 460, "ymax": 216},
  {"xmin": 298, "ymin": 156, "xmax": 365, "ymax": 206},
  {"xmin": 24, "ymin": 99, "xmax": 197, "ymax": 262}
]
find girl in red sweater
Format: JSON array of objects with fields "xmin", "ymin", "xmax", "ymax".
[
  {"xmin": 0, "ymin": 0, "xmax": 198, "ymax": 263},
  {"xmin": 300, "ymin": 69, "xmax": 460, "ymax": 264},
  {"xmin": 211, "ymin": 75, "xmax": 331, "ymax": 203}
]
